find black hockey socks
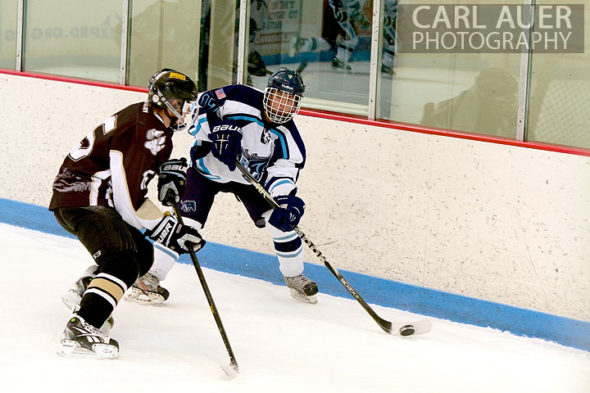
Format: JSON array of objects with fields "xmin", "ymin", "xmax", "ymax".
[{"xmin": 77, "ymin": 251, "xmax": 139, "ymax": 328}]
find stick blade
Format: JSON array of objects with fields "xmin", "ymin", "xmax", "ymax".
[{"xmin": 220, "ymin": 362, "xmax": 239, "ymax": 378}]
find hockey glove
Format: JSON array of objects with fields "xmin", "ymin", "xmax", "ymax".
[
  {"xmin": 157, "ymin": 158, "xmax": 188, "ymax": 206},
  {"xmin": 209, "ymin": 121, "xmax": 243, "ymax": 171},
  {"xmin": 146, "ymin": 215, "xmax": 205, "ymax": 254},
  {"xmin": 268, "ymin": 191, "xmax": 305, "ymax": 232},
  {"xmin": 352, "ymin": 12, "xmax": 371, "ymax": 29},
  {"xmin": 333, "ymin": 5, "xmax": 348, "ymax": 23}
]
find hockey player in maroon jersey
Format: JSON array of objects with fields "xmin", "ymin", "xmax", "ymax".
[{"xmin": 49, "ymin": 69, "xmax": 204, "ymax": 359}]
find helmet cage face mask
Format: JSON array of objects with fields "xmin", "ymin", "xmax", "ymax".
[
  {"xmin": 263, "ymin": 87, "xmax": 302, "ymax": 124},
  {"xmin": 263, "ymin": 67, "xmax": 305, "ymax": 124}
]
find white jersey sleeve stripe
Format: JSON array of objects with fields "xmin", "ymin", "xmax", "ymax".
[
  {"xmin": 196, "ymin": 157, "xmax": 222, "ymax": 180},
  {"xmin": 268, "ymin": 178, "xmax": 295, "ymax": 194},
  {"xmin": 189, "ymin": 116, "xmax": 208, "ymax": 136}
]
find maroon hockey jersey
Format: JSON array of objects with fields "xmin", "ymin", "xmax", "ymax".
[{"xmin": 49, "ymin": 102, "xmax": 174, "ymax": 229}]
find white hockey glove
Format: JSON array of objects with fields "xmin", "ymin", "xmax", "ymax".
[
  {"xmin": 146, "ymin": 215, "xmax": 205, "ymax": 254},
  {"xmin": 157, "ymin": 158, "xmax": 187, "ymax": 206}
]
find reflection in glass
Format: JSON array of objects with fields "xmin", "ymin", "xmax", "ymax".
[
  {"xmin": 244, "ymin": 0, "xmax": 373, "ymax": 116},
  {"xmin": 23, "ymin": 0, "xmax": 121, "ymax": 82},
  {"xmin": 7, "ymin": 0, "xmax": 588, "ymax": 150},
  {"xmin": 0, "ymin": 0, "xmax": 18, "ymax": 69},
  {"xmin": 377, "ymin": 0, "xmax": 522, "ymax": 139},
  {"xmin": 198, "ymin": 0, "xmax": 239, "ymax": 91},
  {"xmin": 527, "ymin": 53, "xmax": 590, "ymax": 149},
  {"xmin": 127, "ymin": 0, "xmax": 201, "ymax": 87},
  {"xmin": 526, "ymin": 0, "xmax": 590, "ymax": 150},
  {"xmin": 420, "ymin": 67, "xmax": 518, "ymax": 138}
]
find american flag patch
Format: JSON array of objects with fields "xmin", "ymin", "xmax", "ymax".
[{"xmin": 215, "ymin": 88, "xmax": 226, "ymax": 99}]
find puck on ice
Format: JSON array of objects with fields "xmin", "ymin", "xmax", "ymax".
[{"xmin": 399, "ymin": 324, "xmax": 415, "ymax": 336}]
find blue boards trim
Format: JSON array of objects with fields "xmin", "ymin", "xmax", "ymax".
[{"xmin": 1, "ymin": 198, "xmax": 588, "ymax": 352}]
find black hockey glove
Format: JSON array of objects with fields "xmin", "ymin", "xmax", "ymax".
[
  {"xmin": 146, "ymin": 215, "xmax": 205, "ymax": 254},
  {"xmin": 268, "ymin": 191, "xmax": 305, "ymax": 232},
  {"xmin": 334, "ymin": 6, "xmax": 348, "ymax": 23},
  {"xmin": 157, "ymin": 158, "xmax": 188, "ymax": 206},
  {"xmin": 209, "ymin": 121, "xmax": 243, "ymax": 171}
]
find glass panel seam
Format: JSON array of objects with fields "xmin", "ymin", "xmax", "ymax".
[
  {"xmin": 237, "ymin": 0, "xmax": 249, "ymax": 85},
  {"xmin": 368, "ymin": 0, "xmax": 382, "ymax": 120},
  {"xmin": 16, "ymin": 0, "xmax": 25, "ymax": 71},
  {"xmin": 516, "ymin": 0, "xmax": 535, "ymax": 141},
  {"xmin": 120, "ymin": 0, "xmax": 130, "ymax": 85}
]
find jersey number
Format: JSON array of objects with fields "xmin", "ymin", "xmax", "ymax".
[{"xmin": 68, "ymin": 116, "xmax": 117, "ymax": 161}]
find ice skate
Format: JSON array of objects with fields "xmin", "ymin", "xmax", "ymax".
[
  {"xmin": 126, "ymin": 272, "xmax": 170, "ymax": 305},
  {"xmin": 381, "ymin": 64, "xmax": 395, "ymax": 76},
  {"xmin": 289, "ymin": 36, "xmax": 307, "ymax": 57},
  {"xmin": 58, "ymin": 315, "xmax": 119, "ymax": 359},
  {"xmin": 62, "ymin": 273, "xmax": 114, "ymax": 333},
  {"xmin": 62, "ymin": 275, "xmax": 94, "ymax": 310},
  {"xmin": 284, "ymin": 274, "xmax": 318, "ymax": 304},
  {"xmin": 331, "ymin": 57, "xmax": 352, "ymax": 71}
]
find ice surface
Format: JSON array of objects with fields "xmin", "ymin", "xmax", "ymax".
[{"xmin": 1, "ymin": 223, "xmax": 588, "ymax": 393}]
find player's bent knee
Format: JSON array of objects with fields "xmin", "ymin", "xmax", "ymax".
[{"xmin": 96, "ymin": 250, "xmax": 141, "ymax": 289}]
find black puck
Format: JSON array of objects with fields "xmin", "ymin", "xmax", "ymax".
[{"xmin": 399, "ymin": 324, "xmax": 415, "ymax": 336}]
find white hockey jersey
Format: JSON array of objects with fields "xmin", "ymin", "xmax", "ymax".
[{"xmin": 186, "ymin": 84, "xmax": 306, "ymax": 198}]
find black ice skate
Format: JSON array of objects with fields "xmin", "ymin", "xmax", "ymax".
[
  {"xmin": 62, "ymin": 272, "xmax": 114, "ymax": 333},
  {"xmin": 126, "ymin": 272, "xmax": 170, "ymax": 305},
  {"xmin": 289, "ymin": 36, "xmax": 307, "ymax": 57},
  {"xmin": 58, "ymin": 315, "xmax": 119, "ymax": 359},
  {"xmin": 381, "ymin": 64, "xmax": 395, "ymax": 76},
  {"xmin": 331, "ymin": 57, "xmax": 352, "ymax": 71},
  {"xmin": 284, "ymin": 274, "xmax": 318, "ymax": 304}
]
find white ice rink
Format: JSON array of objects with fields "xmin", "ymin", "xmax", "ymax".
[{"xmin": 1, "ymin": 223, "xmax": 589, "ymax": 393}]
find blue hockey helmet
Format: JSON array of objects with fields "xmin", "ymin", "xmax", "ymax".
[
  {"xmin": 263, "ymin": 67, "xmax": 305, "ymax": 124},
  {"xmin": 148, "ymin": 68, "xmax": 198, "ymax": 122}
]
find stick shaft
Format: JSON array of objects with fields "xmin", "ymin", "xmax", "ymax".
[
  {"xmin": 173, "ymin": 204, "xmax": 239, "ymax": 370},
  {"xmin": 234, "ymin": 162, "xmax": 393, "ymax": 333}
]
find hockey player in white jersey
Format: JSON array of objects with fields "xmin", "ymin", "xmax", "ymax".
[
  {"xmin": 128, "ymin": 68, "xmax": 318, "ymax": 304},
  {"xmin": 291, "ymin": 0, "xmax": 397, "ymax": 74}
]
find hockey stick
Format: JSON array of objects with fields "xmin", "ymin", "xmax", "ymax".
[
  {"xmin": 171, "ymin": 203, "xmax": 239, "ymax": 376},
  {"xmin": 235, "ymin": 161, "xmax": 431, "ymax": 337},
  {"xmin": 296, "ymin": 58, "xmax": 309, "ymax": 74}
]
